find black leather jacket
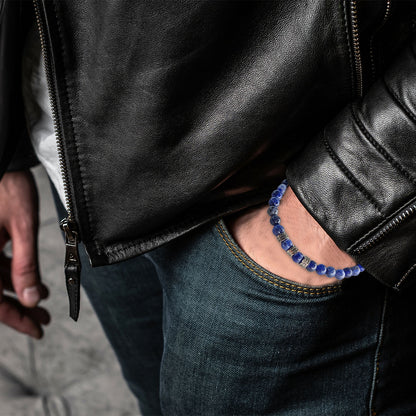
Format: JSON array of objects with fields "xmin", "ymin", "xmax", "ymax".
[{"xmin": 2, "ymin": 1, "xmax": 416, "ymax": 298}]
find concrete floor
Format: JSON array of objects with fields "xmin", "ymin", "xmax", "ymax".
[{"xmin": 0, "ymin": 166, "xmax": 139, "ymax": 416}]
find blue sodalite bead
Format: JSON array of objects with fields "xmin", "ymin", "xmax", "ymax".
[
  {"xmin": 270, "ymin": 215, "xmax": 281, "ymax": 225},
  {"xmin": 306, "ymin": 260, "xmax": 317, "ymax": 272},
  {"xmin": 281, "ymin": 239, "xmax": 293, "ymax": 251},
  {"xmin": 272, "ymin": 225, "xmax": 285, "ymax": 235},
  {"xmin": 335, "ymin": 269, "xmax": 345, "ymax": 280},
  {"xmin": 278, "ymin": 184, "xmax": 287, "ymax": 193},
  {"xmin": 267, "ymin": 206, "xmax": 279, "ymax": 216},
  {"xmin": 292, "ymin": 252, "xmax": 304, "ymax": 264},
  {"xmin": 326, "ymin": 267, "xmax": 336, "ymax": 277},
  {"xmin": 269, "ymin": 179, "xmax": 364, "ymax": 280},
  {"xmin": 316, "ymin": 264, "xmax": 327, "ymax": 275},
  {"xmin": 272, "ymin": 189, "xmax": 283, "ymax": 199},
  {"xmin": 269, "ymin": 197, "xmax": 280, "ymax": 207},
  {"xmin": 343, "ymin": 268, "xmax": 353, "ymax": 278}
]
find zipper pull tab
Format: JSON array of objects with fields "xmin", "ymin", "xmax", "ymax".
[{"xmin": 60, "ymin": 218, "xmax": 81, "ymax": 321}]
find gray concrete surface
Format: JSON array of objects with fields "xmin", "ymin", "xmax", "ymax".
[{"xmin": 0, "ymin": 166, "xmax": 140, "ymax": 416}]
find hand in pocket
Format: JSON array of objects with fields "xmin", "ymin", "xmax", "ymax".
[{"xmin": 226, "ymin": 187, "xmax": 357, "ymax": 287}]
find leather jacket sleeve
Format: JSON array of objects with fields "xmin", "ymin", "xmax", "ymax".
[
  {"xmin": 6, "ymin": 133, "xmax": 39, "ymax": 172},
  {"xmin": 0, "ymin": 0, "xmax": 37, "ymax": 177},
  {"xmin": 287, "ymin": 36, "xmax": 416, "ymax": 291}
]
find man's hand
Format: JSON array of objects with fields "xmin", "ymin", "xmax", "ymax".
[
  {"xmin": 0, "ymin": 170, "xmax": 50, "ymax": 338},
  {"xmin": 227, "ymin": 186, "xmax": 357, "ymax": 287}
]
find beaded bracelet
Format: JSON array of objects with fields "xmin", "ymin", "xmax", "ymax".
[{"xmin": 268, "ymin": 179, "xmax": 364, "ymax": 280}]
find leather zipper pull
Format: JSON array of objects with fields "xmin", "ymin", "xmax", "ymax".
[{"xmin": 60, "ymin": 218, "xmax": 81, "ymax": 321}]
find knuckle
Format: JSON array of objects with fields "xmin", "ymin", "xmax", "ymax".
[{"xmin": 13, "ymin": 261, "xmax": 38, "ymax": 283}]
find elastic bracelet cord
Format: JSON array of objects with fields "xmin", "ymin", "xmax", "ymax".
[{"xmin": 268, "ymin": 179, "xmax": 364, "ymax": 280}]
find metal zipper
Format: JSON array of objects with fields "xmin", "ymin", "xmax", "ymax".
[
  {"xmin": 60, "ymin": 218, "xmax": 81, "ymax": 320},
  {"xmin": 353, "ymin": 203, "xmax": 416, "ymax": 254},
  {"xmin": 33, "ymin": 0, "xmax": 81, "ymax": 321},
  {"xmin": 369, "ymin": 0, "xmax": 392, "ymax": 81},
  {"xmin": 350, "ymin": 0, "xmax": 363, "ymax": 97}
]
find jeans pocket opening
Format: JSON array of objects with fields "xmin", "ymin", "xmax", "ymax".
[{"xmin": 215, "ymin": 219, "xmax": 342, "ymax": 298}]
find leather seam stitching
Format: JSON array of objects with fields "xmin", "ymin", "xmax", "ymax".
[
  {"xmin": 394, "ymin": 262, "xmax": 416, "ymax": 289},
  {"xmin": 215, "ymin": 221, "xmax": 341, "ymax": 295},
  {"xmin": 350, "ymin": 104, "xmax": 416, "ymax": 185},
  {"xmin": 322, "ymin": 133, "xmax": 384, "ymax": 216}
]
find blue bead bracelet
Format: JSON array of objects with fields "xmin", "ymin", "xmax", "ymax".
[{"xmin": 268, "ymin": 179, "xmax": 365, "ymax": 280}]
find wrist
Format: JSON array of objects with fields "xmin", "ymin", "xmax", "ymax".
[{"xmin": 278, "ymin": 187, "xmax": 356, "ymax": 269}]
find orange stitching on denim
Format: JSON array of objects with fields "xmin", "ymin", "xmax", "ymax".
[
  {"xmin": 216, "ymin": 221, "xmax": 340, "ymax": 295},
  {"xmin": 216, "ymin": 223, "xmax": 339, "ymax": 296},
  {"xmin": 215, "ymin": 222, "xmax": 341, "ymax": 296}
]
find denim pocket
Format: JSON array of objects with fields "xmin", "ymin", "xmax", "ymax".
[{"xmin": 215, "ymin": 219, "xmax": 342, "ymax": 299}]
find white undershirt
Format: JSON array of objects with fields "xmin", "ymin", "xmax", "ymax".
[{"xmin": 22, "ymin": 26, "xmax": 66, "ymax": 207}]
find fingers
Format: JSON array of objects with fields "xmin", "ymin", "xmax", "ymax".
[
  {"xmin": 0, "ymin": 253, "xmax": 49, "ymax": 299},
  {"xmin": 10, "ymin": 218, "xmax": 42, "ymax": 308},
  {"xmin": 0, "ymin": 295, "xmax": 50, "ymax": 339},
  {"xmin": 26, "ymin": 305, "xmax": 51, "ymax": 326},
  {"xmin": 0, "ymin": 252, "xmax": 50, "ymax": 339},
  {"xmin": 0, "ymin": 170, "xmax": 50, "ymax": 338}
]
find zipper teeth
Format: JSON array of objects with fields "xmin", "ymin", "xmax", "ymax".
[
  {"xmin": 369, "ymin": 0, "xmax": 392, "ymax": 80},
  {"xmin": 350, "ymin": 0, "xmax": 363, "ymax": 97},
  {"xmin": 353, "ymin": 203, "xmax": 416, "ymax": 254},
  {"xmin": 33, "ymin": 0, "xmax": 74, "ymax": 221}
]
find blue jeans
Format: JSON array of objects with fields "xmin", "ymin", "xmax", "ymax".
[{"xmin": 54, "ymin": 196, "xmax": 416, "ymax": 415}]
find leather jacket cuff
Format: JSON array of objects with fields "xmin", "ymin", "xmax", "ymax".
[{"xmin": 287, "ymin": 37, "xmax": 416, "ymax": 290}]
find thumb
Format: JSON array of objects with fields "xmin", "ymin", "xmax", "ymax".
[{"xmin": 10, "ymin": 221, "xmax": 41, "ymax": 308}]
